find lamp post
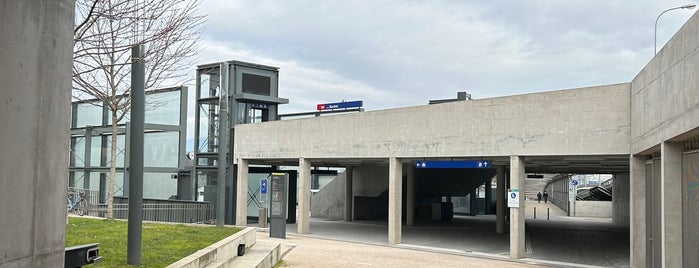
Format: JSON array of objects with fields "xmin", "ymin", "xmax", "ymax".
[{"xmin": 655, "ymin": 3, "xmax": 696, "ymax": 54}]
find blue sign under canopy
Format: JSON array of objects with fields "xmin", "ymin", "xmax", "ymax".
[{"xmin": 415, "ymin": 160, "xmax": 491, "ymax": 169}]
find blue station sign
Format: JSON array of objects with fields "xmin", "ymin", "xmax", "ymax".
[
  {"xmin": 416, "ymin": 160, "xmax": 491, "ymax": 169},
  {"xmin": 317, "ymin": 100, "xmax": 363, "ymax": 111}
]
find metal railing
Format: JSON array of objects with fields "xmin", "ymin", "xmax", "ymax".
[{"xmin": 68, "ymin": 188, "xmax": 214, "ymax": 224}]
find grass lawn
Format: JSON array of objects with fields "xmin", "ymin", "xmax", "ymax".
[{"xmin": 66, "ymin": 217, "xmax": 242, "ymax": 267}]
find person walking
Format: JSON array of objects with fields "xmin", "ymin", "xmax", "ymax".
[
  {"xmin": 543, "ymin": 191, "xmax": 549, "ymax": 204},
  {"xmin": 537, "ymin": 192, "xmax": 542, "ymax": 203}
]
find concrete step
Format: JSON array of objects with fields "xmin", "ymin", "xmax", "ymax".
[{"xmin": 227, "ymin": 240, "xmax": 281, "ymax": 268}]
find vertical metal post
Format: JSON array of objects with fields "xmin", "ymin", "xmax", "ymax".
[
  {"xmin": 216, "ymin": 62, "xmax": 229, "ymax": 227},
  {"xmin": 127, "ymin": 44, "xmax": 145, "ymax": 265},
  {"xmin": 534, "ymin": 207, "xmax": 536, "ymax": 219}
]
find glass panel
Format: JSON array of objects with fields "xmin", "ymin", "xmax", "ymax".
[
  {"xmin": 197, "ymin": 103, "xmax": 219, "ymax": 153},
  {"xmin": 75, "ymin": 103, "xmax": 103, "ymax": 127},
  {"xmin": 247, "ymin": 173, "xmax": 270, "ymax": 217},
  {"xmin": 145, "ymin": 90, "xmax": 181, "ymax": 125},
  {"xmin": 72, "ymin": 137, "xmax": 86, "ymax": 167},
  {"xmin": 241, "ymin": 73, "xmax": 271, "ymax": 95},
  {"xmin": 105, "ymin": 134, "xmax": 126, "ymax": 168},
  {"xmin": 198, "ymin": 68, "xmax": 220, "ymax": 99},
  {"xmin": 90, "ymin": 136, "xmax": 101, "ymax": 167},
  {"xmin": 143, "ymin": 172, "xmax": 177, "ymax": 199},
  {"xmin": 197, "ymin": 155, "xmax": 218, "ymax": 166},
  {"xmin": 89, "ymin": 172, "xmax": 101, "ymax": 192},
  {"xmin": 144, "ymin": 131, "xmax": 179, "ymax": 168},
  {"xmin": 196, "ymin": 170, "xmax": 217, "ymax": 202}
]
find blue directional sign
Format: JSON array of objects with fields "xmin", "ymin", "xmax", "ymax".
[
  {"xmin": 260, "ymin": 179, "xmax": 268, "ymax": 194},
  {"xmin": 571, "ymin": 179, "xmax": 579, "ymax": 186},
  {"xmin": 415, "ymin": 160, "xmax": 491, "ymax": 169},
  {"xmin": 317, "ymin": 100, "xmax": 363, "ymax": 111}
]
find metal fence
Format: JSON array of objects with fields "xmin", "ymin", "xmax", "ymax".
[{"xmin": 68, "ymin": 188, "xmax": 214, "ymax": 224}]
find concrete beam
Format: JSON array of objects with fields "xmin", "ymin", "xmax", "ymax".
[
  {"xmin": 344, "ymin": 166, "xmax": 353, "ymax": 221},
  {"xmin": 235, "ymin": 159, "xmax": 249, "ymax": 226},
  {"xmin": 496, "ymin": 166, "xmax": 506, "ymax": 234},
  {"xmin": 661, "ymin": 142, "xmax": 682, "ymax": 267},
  {"xmin": 629, "ymin": 155, "xmax": 647, "ymax": 268},
  {"xmin": 388, "ymin": 157, "xmax": 402, "ymax": 244},
  {"xmin": 406, "ymin": 164, "xmax": 415, "ymax": 226},
  {"xmin": 298, "ymin": 158, "xmax": 311, "ymax": 234},
  {"xmin": 510, "ymin": 156, "xmax": 525, "ymax": 259}
]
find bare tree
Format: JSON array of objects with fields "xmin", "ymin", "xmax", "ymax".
[{"xmin": 73, "ymin": 0, "xmax": 205, "ymax": 219}]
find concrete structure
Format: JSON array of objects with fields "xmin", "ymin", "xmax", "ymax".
[
  {"xmin": 0, "ymin": 1, "xmax": 74, "ymax": 267},
  {"xmin": 231, "ymin": 11, "xmax": 699, "ymax": 266}
]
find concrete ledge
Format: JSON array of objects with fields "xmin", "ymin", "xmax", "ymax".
[
  {"xmin": 229, "ymin": 240, "xmax": 281, "ymax": 268},
  {"xmin": 572, "ymin": 201, "xmax": 612, "ymax": 218},
  {"xmin": 166, "ymin": 227, "xmax": 256, "ymax": 268}
]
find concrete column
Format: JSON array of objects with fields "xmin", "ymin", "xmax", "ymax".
[
  {"xmin": 469, "ymin": 189, "xmax": 477, "ymax": 216},
  {"xmin": 485, "ymin": 179, "xmax": 492, "ymax": 214},
  {"xmin": 496, "ymin": 166, "xmax": 506, "ymax": 234},
  {"xmin": 630, "ymin": 155, "xmax": 647, "ymax": 268},
  {"xmin": 235, "ymin": 159, "xmax": 249, "ymax": 226},
  {"xmin": 612, "ymin": 172, "xmax": 630, "ymax": 227},
  {"xmin": 298, "ymin": 158, "xmax": 311, "ymax": 234},
  {"xmin": 509, "ymin": 156, "xmax": 525, "ymax": 259},
  {"xmin": 406, "ymin": 164, "xmax": 415, "ymax": 226},
  {"xmin": 388, "ymin": 157, "xmax": 403, "ymax": 244},
  {"xmin": 0, "ymin": 1, "xmax": 74, "ymax": 266},
  {"xmin": 344, "ymin": 166, "xmax": 353, "ymax": 221},
  {"xmin": 661, "ymin": 142, "xmax": 683, "ymax": 267}
]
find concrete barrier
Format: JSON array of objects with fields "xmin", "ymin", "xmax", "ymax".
[
  {"xmin": 572, "ymin": 201, "xmax": 612, "ymax": 218},
  {"xmin": 166, "ymin": 227, "xmax": 256, "ymax": 268}
]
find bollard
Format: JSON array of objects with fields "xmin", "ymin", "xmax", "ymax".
[
  {"xmin": 547, "ymin": 208, "xmax": 550, "ymax": 220},
  {"xmin": 259, "ymin": 208, "xmax": 268, "ymax": 228},
  {"xmin": 533, "ymin": 207, "xmax": 536, "ymax": 219}
]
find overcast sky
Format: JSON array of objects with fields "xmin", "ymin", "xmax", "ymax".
[{"xmin": 185, "ymin": 0, "xmax": 697, "ymax": 115}]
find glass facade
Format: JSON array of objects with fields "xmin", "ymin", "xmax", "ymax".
[{"xmin": 69, "ymin": 86, "xmax": 187, "ymax": 201}]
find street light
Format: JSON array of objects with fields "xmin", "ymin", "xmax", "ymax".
[{"xmin": 655, "ymin": 3, "xmax": 697, "ymax": 54}]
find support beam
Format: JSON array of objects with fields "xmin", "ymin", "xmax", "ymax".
[
  {"xmin": 661, "ymin": 142, "xmax": 682, "ymax": 267},
  {"xmin": 485, "ymin": 179, "xmax": 492, "ymax": 214},
  {"xmin": 509, "ymin": 156, "xmax": 525, "ymax": 259},
  {"xmin": 298, "ymin": 158, "xmax": 311, "ymax": 234},
  {"xmin": 344, "ymin": 166, "xmax": 353, "ymax": 221},
  {"xmin": 496, "ymin": 166, "xmax": 506, "ymax": 234},
  {"xmin": 407, "ymin": 164, "xmax": 415, "ymax": 226},
  {"xmin": 630, "ymin": 155, "xmax": 647, "ymax": 268},
  {"xmin": 388, "ymin": 157, "xmax": 403, "ymax": 244},
  {"xmin": 235, "ymin": 159, "xmax": 249, "ymax": 226},
  {"xmin": 612, "ymin": 172, "xmax": 630, "ymax": 226}
]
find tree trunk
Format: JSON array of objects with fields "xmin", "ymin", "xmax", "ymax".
[{"xmin": 106, "ymin": 110, "xmax": 118, "ymax": 219}]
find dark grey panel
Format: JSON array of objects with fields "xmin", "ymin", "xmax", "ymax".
[{"xmin": 683, "ymin": 152, "xmax": 699, "ymax": 267}]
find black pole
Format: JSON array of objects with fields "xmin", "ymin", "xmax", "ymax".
[
  {"xmin": 127, "ymin": 44, "xmax": 145, "ymax": 265},
  {"xmin": 533, "ymin": 207, "xmax": 536, "ymax": 219},
  {"xmin": 547, "ymin": 208, "xmax": 550, "ymax": 220}
]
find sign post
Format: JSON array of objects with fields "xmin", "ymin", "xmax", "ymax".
[
  {"xmin": 269, "ymin": 173, "xmax": 288, "ymax": 238},
  {"xmin": 259, "ymin": 179, "xmax": 268, "ymax": 228},
  {"xmin": 569, "ymin": 179, "xmax": 578, "ymax": 216}
]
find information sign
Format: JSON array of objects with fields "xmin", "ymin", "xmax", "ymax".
[
  {"xmin": 260, "ymin": 179, "xmax": 267, "ymax": 194},
  {"xmin": 316, "ymin": 100, "xmax": 363, "ymax": 111},
  {"xmin": 507, "ymin": 189, "xmax": 520, "ymax": 208},
  {"xmin": 415, "ymin": 160, "xmax": 491, "ymax": 169}
]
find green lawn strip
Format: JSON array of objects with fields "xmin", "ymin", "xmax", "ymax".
[{"xmin": 66, "ymin": 217, "xmax": 241, "ymax": 268}]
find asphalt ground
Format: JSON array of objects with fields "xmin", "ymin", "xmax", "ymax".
[{"xmin": 255, "ymin": 200, "xmax": 629, "ymax": 267}]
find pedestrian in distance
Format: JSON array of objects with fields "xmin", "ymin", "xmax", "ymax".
[
  {"xmin": 537, "ymin": 192, "xmax": 542, "ymax": 203},
  {"xmin": 543, "ymin": 191, "xmax": 549, "ymax": 204}
]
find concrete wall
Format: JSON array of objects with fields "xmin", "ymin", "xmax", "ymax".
[
  {"xmin": 310, "ymin": 172, "xmax": 346, "ymax": 220},
  {"xmin": 630, "ymin": 12, "xmax": 699, "ymax": 153},
  {"xmin": 353, "ymin": 165, "xmax": 389, "ymax": 197},
  {"xmin": 0, "ymin": 1, "xmax": 74, "ymax": 267},
  {"xmin": 235, "ymin": 84, "xmax": 630, "ymax": 160},
  {"xmin": 573, "ymin": 201, "xmax": 613, "ymax": 218}
]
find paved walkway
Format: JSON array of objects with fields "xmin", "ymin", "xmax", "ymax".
[
  {"xmin": 252, "ymin": 200, "xmax": 628, "ymax": 267},
  {"xmin": 256, "ymin": 232, "xmax": 548, "ymax": 268}
]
